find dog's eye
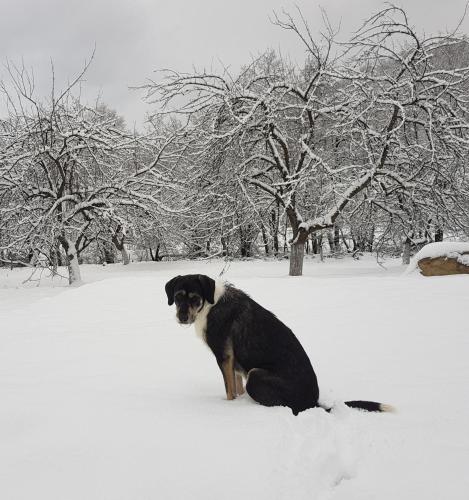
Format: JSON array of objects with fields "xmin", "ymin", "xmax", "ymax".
[{"xmin": 190, "ymin": 296, "xmax": 200, "ymax": 305}]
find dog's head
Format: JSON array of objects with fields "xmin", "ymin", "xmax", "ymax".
[{"xmin": 165, "ymin": 274, "xmax": 216, "ymax": 324}]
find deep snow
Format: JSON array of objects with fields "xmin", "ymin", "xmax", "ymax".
[{"xmin": 1, "ymin": 257, "xmax": 468, "ymax": 500}]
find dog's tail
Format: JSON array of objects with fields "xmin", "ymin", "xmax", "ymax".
[
  {"xmin": 344, "ymin": 400, "xmax": 394, "ymax": 412},
  {"xmin": 321, "ymin": 400, "xmax": 395, "ymax": 413}
]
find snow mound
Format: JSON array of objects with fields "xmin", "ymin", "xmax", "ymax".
[{"xmin": 406, "ymin": 241, "xmax": 469, "ymax": 273}]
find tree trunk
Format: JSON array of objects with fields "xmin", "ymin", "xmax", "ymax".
[
  {"xmin": 311, "ymin": 234, "xmax": 319, "ymax": 254},
  {"xmin": 327, "ymin": 230, "xmax": 335, "ymax": 254},
  {"xmin": 149, "ymin": 244, "xmax": 161, "ymax": 261},
  {"xmin": 112, "ymin": 227, "xmax": 130, "ymax": 265},
  {"xmin": 58, "ymin": 236, "xmax": 82, "ymax": 285},
  {"xmin": 340, "ymin": 229, "xmax": 350, "ymax": 252},
  {"xmin": 50, "ymin": 245, "xmax": 60, "ymax": 274},
  {"xmin": 435, "ymin": 228, "xmax": 443, "ymax": 242},
  {"xmin": 289, "ymin": 230, "xmax": 308, "ymax": 276},
  {"xmin": 239, "ymin": 225, "xmax": 254, "ymax": 258},
  {"xmin": 261, "ymin": 226, "xmax": 270, "ymax": 256},
  {"xmin": 271, "ymin": 207, "xmax": 280, "ymax": 257},
  {"xmin": 283, "ymin": 218, "xmax": 289, "ymax": 254},
  {"xmin": 333, "ymin": 225, "xmax": 340, "ymax": 253},
  {"xmin": 273, "ymin": 237, "xmax": 279, "ymax": 256},
  {"xmin": 402, "ymin": 238, "xmax": 411, "ymax": 265},
  {"xmin": 221, "ymin": 237, "xmax": 228, "ymax": 257},
  {"xmin": 103, "ymin": 242, "xmax": 116, "ymax": 264},
  {"xmin": 365, "ymin": 226, "xmax": 375, "ymax": 252},
  {"xmin": 121, "ymin": 246, "xmax": 130, "ymax": 265}
]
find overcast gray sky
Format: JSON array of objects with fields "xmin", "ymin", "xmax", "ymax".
[{"xmin": 1, "ymin": 0, "xmax": 469, "ymax": 128}]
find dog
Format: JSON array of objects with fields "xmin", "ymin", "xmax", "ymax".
[{"xmin": 165, "ymin": 274, "xmax": 392, "ymax": 415}]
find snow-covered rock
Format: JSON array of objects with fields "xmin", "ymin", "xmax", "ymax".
[{"xmin": 408, "ymin": 241, "xmax": 469, "ymax": 276}]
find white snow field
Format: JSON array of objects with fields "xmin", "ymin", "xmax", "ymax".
[{"xmin": 1, "ymin": 257, "xmax": 468, "ymax": 500}]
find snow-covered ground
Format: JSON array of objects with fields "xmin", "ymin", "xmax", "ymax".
[{"xmin": 1, "ymin": 256, "xmax": 468, "ymax": 500}]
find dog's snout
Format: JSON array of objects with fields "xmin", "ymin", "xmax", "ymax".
[{"xmin": 177, "ymin": 309, "xmax": 190, "ymax": 324}]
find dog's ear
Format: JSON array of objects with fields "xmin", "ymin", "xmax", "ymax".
[
  {"xmin": 198, "ymin": 275, "xmax": 215, "ymax": 304},
  {"xmin": 165, "ymin": 276, "xmax": 181, "ymax": 306}
]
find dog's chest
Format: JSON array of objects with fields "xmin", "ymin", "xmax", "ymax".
[
  {"xmin": 193, "ymin": 282, "xmax": 226, "ymax": 343},
  {"xmin": 194, "ymin": 304, "xmax": 210, "ymax": 341}
]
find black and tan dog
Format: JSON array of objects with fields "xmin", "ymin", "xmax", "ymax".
[{"xmin": 165, "ymin": 274, "xmax": 392, "ymax": 415}]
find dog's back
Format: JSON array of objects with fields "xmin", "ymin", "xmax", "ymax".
[{"xmin": 206, "ymin": 284, "xmax": 320, "ymax": 414}]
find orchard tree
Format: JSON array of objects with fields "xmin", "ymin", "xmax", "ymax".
[
  {"xmin": 0, "ymin": 63, "xmax": 183, "ymax": 283},
  {"xmin": 144, "ymin": 6, "xmax": 469, "ymax": 274}
]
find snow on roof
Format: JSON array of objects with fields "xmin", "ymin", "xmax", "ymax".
[{"xmin": 406, "ymin": 241, "xmax": 469, "ymax": 274}]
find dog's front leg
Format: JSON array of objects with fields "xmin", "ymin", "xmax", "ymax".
[
  {"xmin": 235, "ymin": 372, "xmax": 245, "ymax": 396},
  {"xmin": 220, "ymin": 356, "xmax": 236, "ymax": 400}
]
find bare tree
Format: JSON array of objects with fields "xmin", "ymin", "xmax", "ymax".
[
  {"xmin": 0, "ymin": 62, "xmax": 183, "ymax": 283},
  {"xmin": 143, "ymin": 6, "xmax": 469, "ymax": 274}
]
